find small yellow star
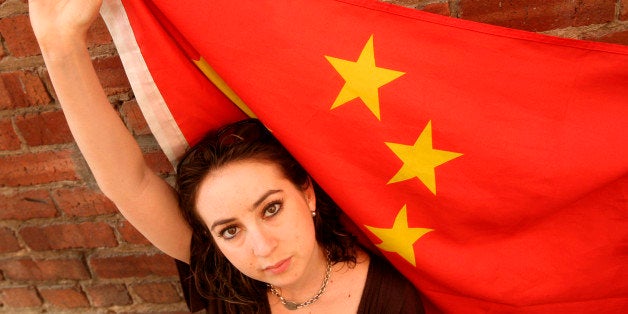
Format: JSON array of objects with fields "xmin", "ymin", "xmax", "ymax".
[
  {"xmin": 365, "ymin": 205, "xmax": 432, "ymax": 266},
  {"xmin": 325, "ymin": 35, "xmax": 405, "ymax": 120},
  {"xmin": 386, "ymin": 121, "xmax": 462, "ymax": 194}
]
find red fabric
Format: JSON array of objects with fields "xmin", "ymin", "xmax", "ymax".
[
  {"xmin": 120, "ymin": 0, "xmax": 245, "ymax": 146},
  {"xmin": 119, "ymin": 0, "xmax": 628, "ymax": 312}
]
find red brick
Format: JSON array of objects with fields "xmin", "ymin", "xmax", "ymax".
[
  {"xmin": 87, "ymin": 16, "xmax": 114, "ymax": 47},
  {"xmin": 144, "ymin": 150, "xmax": 175, "ymax": 175},
  {"xmin": 0, "ymin": 71, "xmax": 51, "ymax": 110},
  {"xmin": 0, "ymin": 150, "xmax": 78, "ymax": 187},
  {"xmin": 422, "ymin": 2, "xmax": 450, "ymax": 16},
  {"xmin": 459, "ymin": 0, "xmax": 615, "ymax": 32},
  {"xmin": 0, "ymin": 189, "xmax": 58, "ymax": 220},
  {"xmin": 14, "ymin": 111, "xmax": 74, "ymax": 146},
  {"xmin": 386, "ymin": 0, "xmax": 421, "ymax": 8},
  {"xmin": 121, "ymin": 100, "xmax": 151, "ymax": 135},
  {"xmin": 93, "ymin": 57, "xmax": 131, "ymax": 95},
  {"xmin": 89, "ymin": 253, "xmax": 178, "ymax": 279},
  {"xmin": 592, "ymin": 30, "xmax": 628, "ymax": 46},
  {"xmin": 132, "ymin": 282, "xmax": 181, "ymax": 304},
  {"xmin": 0, "ymin": 15, "xmax": 41, "ymax": 57},
  {"xmin": 621, "ymin": 0, "xmax": 628, "ymax": 21},
  {"xmin": 119, "ymin": 311, "xmax": 189, "ymax": 314},
  {"xmin": 0, "ymin": 287, "xmax": 42, "ymax": 308},
  {"xmin": 20, "ymin": 222, "xmax": 117, "ymax": 251},
  {"xmin": 84, "ymin": 284, "xmax": 132, "ymax": 307},
  {"xmin": 118, "ymin": 220, "xmax": 151, "ymax": 245},
  {"xmin": 39, "ymin": 286, "xmax": 89, "ymax": 309},
  {"xmin": 0, "ymin": 258, "xmax": 90, "ymax": 281},
  {"xmin": 52, "ymin": 187, "xmax": 118, "ymax": 217},
  {"xmin": 0, "ymin": 227, "xmax": 21, "ymax": 253},
  {"xmin": 0, "ymin": 118, "xmax": 20, "ymax": 150}
]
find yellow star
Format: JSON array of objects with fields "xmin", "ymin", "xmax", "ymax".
[
  {"xmin": 325, "ymin": 35, "xmax": 405, "ymax": 120},
  {"xmin": 386, "ymin": 121, "xmax": 462, "ymax": 194},
  {"xmin": 365, "ymin": 205, "xmax": 432, "ymax": 266}
]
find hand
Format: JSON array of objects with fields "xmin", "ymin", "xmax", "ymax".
[{"xmin": 29, "ymin": 0, "xmax": 103, "ymax": 47}]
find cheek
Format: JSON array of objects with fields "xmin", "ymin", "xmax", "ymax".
[
  {"xmin": 291, "ymin": 211, "xmax": 317, "ymax": 248},
  {"xmin": 215, "ymin": 242, "xmax": 258, "ymax": 274}
]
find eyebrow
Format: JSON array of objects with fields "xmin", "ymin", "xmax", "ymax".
[
  {"xmin": 253, "ymin": 189, "xmax": 282, "ymax": 209},
  {"xmin": 209, "ymin": 189, "xmax": 283, "ymax": 232},
  {"xmin": 210, "ymin": 218, "xmax": 236, "ymax": 232}
]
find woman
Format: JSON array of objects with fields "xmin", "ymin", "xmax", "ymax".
[
  {"xmin": 176, "ymin": 119, "xmax": 422, "ymax": 313},
  {"xmin": 30, "ymin": 0, "xmax": 423, "ymax": 312}
]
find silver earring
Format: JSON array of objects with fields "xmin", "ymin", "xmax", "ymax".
[{"xmin": 311, "ymin": 211, "xmax": 317, "ymax": 217}]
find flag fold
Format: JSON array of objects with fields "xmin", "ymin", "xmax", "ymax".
[{"xmin": 102, "ymin": 0, "xmax": 628, "ymax": 312}]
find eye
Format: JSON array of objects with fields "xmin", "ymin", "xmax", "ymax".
[
  {"xmin": 219, "ymin": 226, "xmax": 240, "ymax": 240},
  {"xmin": 263, "ymin": 202, "xmax": 282, "ymax": 218}
]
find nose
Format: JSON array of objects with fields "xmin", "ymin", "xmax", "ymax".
[{"xmin": 249, "ymin": 226, "xmax": 277, "ymax": 257}]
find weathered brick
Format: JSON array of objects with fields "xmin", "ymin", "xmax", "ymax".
[
  {"xmin": 385, "ymin": 0, "xmax": 421, "ymax": 8},
  {"xmin": 144, "ymin": 150, "xmax": 175, "ymax": 176},
  {"xmin": 117, "ymin": 220, "xmax": 151, "ymax": 245},
  {"xmin": 119, "ymin": 311, "xmax": 189, "ymax": 314},
  {"xmin": 422, "ymin": 2, "xmax": 450, "ymax": 16},
  {"xmin": 89, "ymin": 253, "xmax": 178, "ymax": 279},
  {"xmin": 0, "ymin": 258, "xmax": 90, "ymax": 281},
  {"xmin": 0, "ymin": 71, "xmax": 51, "ymax": 110},
  {"xmin": 0, "ymin": 118, "xmax": 20, "ymax": 150},
  {"xmin": 0, "ymin": 15, "xmax": 40, "ymax": 57},
  {"xmin": 20, "ymin": 222, "xmax": 117, "ymax": 251},
  {"xmin": 0, "ymin": 150, "xmax": 79, "ymax": 187},
  {"xmin": 0, "ymin": 287, "xmax": 43, "ymax": 308},
  {"xmin": 0, "ymin": 189, "xmax": 58, "ymax": 220},
  {"xmin": 132, "ymin": 282, "xmax": 181, "ymax": 304},
  {"xmin": 592, "ymin": 30, "xmax": 628, "ymax": 46},
  {"xmin": 621, "ymin": 0, "xmax": 628, "ymax": 21},
  {"xmin": 459, "ymin": 0, "xmax": 615, "ymax": 32},
  {"xmin": 14, "ymin": 111, "xmax": 74, "ymax": 146},
  {"xmin": 39, "ymin": 287, "xmax": 89, "ymax": 309},
  {"xmin": 121, "ymin": 100, "xmax": 151, "ymax": 136},
  {"xmin": 0, "ymin": 227, "xmax": 21, "ymax": 253},
  {"xmin": 52, "ymin": 187, "xmax": 118, "ymax": 217},
  {"xmin": 93, "ymin": 57, "xmax": 131, "ymax": 96},
  {"xmin": 84, "ymin": 284, "xmax": 132, "ymax": 307},
  {"xmin": 87, "ymin": 16, "xmax": 114, "ymax": 47}
]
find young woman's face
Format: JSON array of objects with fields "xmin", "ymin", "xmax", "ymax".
[{"xmin": 195, "ymin": 160, "xmax": 324, "ymax": 288}]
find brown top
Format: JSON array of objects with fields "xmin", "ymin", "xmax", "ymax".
[{"xmin": 177, "ymin": 255, "xmax": 424, "ymax": 313}]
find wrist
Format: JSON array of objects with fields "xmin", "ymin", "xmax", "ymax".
[{"xmin": 38, "ymin": 36, "xmax": 89, "ymax": 62}]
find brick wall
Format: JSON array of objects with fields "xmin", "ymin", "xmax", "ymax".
[
  {"xmin": 0, "ymin": 0, "xmax": 626, "ymax": 312},
  {"xmin": 0, "ymin": 0, "xmax": 184, "ymax": 312}
]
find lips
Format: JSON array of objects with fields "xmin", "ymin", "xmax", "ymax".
[{"xmin": 264, "ymin": 257, "xmax": 291, "ymax": 274}]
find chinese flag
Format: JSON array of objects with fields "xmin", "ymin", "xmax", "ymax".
[{"xmin": 101, "ymin": 0, "xmax": 628, "ymax": 312}]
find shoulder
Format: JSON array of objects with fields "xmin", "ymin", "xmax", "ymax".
[{"xmin": 357, "ymin": 255, "xmax": 425, "ymax": 314}]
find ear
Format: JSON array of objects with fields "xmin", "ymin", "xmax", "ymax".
[{"xmin": 302, "ymin": 177, "xmax": 316, "ymax": 212}]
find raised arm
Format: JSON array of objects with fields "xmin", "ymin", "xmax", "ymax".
[{"xmin": 29, "ymin": 0, "xmax": 190, "ymax": 262}]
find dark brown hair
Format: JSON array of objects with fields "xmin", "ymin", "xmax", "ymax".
[{"xmin": 175, "ymin": 119, "xmax": 356, "ymax": 312}]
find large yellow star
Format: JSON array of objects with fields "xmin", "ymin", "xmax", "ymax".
[
  {"xmin": 325, "ymin": 35, "xmax": 405, "ymax": 120},
  {"xmin": 365, "ymin": 205, "xmax": 432, "ymax": 266},
  {"xmin": 386, "ymin": 121, "xmax": 462, "ymax": 195}
]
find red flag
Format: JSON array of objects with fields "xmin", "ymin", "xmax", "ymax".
[{"xmin": 102, "ymin": 0, "xmax": 628, "ymax": 312}]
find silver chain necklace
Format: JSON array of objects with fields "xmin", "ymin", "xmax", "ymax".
[{"xmin": 268, "ymin": 254, "xmax": 332, "ymax": 310}]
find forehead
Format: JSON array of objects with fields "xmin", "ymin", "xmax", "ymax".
[{"xmin": 195, "ymin": 161, "xmax": 292, "ymax": 219}]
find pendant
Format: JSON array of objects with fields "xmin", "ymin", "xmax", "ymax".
[{"xmin": 283, "ymin": 301, "xmax": 299, "ymax": 310}]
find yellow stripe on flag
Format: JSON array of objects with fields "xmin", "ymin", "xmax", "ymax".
[{"xmin": 193, "ymin": 57, "xmax": 257, "ymax": 119}]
